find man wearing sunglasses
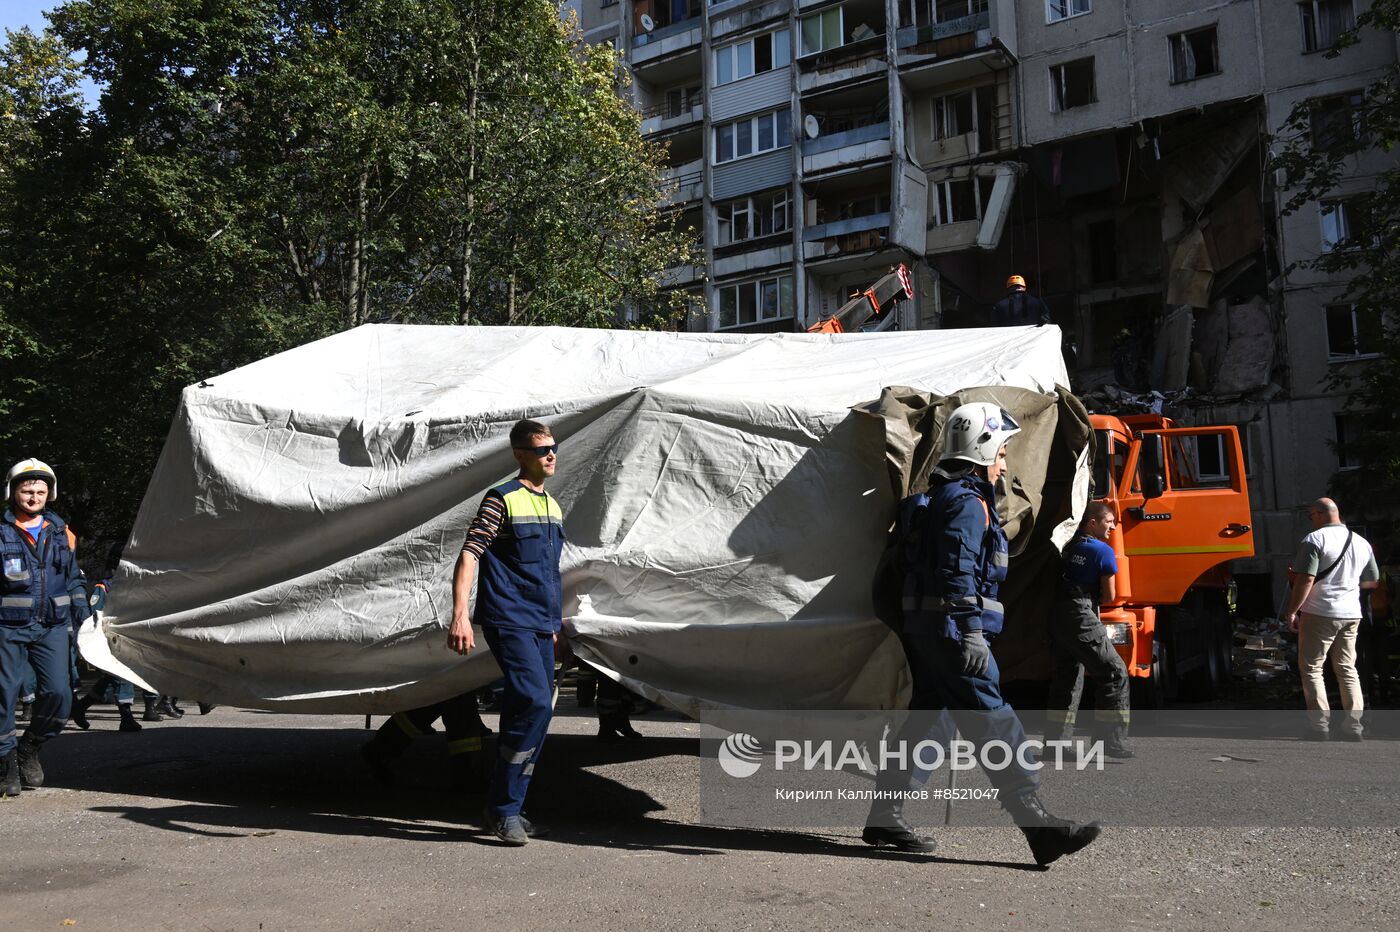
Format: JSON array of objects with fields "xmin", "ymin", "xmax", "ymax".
[{"xmin": 448, "ymin": 419, "xmax": 566, "ymax": 845}]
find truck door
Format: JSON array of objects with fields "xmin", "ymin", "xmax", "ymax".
[{"xmin": 1117, "ymin": 426, "xmax": 1254, "ymax": 605}]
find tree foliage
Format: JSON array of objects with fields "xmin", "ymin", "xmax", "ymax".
[
  {"xmin": 1270, "ymin": 0, "xmax": 1400, "ymax": 553},
  {"xmin": 0, "ymin": 1, "xmax": 696, "ymax": 544}
]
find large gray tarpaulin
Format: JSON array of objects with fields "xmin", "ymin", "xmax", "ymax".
[{"xmin": 82, "ymin": 323, "xmax": 1084, "ymax": 714}]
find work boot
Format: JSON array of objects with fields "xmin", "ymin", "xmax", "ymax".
[
  {"xmin": 482, "ymin": 806, "xmax": 529, "ymax": 846},
  {"xmin": 1004, "ymin": 791, "xmax": 1101, "ymax": 867},
  {"xmin": 143, "ymin": 695, "xmax": 164, "ymax": 722},
  {"xmin": 0, "ymin": 749, "xmax": 20, "ymax": 798},
  {"xmin": 71, "ymin": 692, "xmax": 94, "ymax": 730},
  {"xmin": 861, "ymin": 802, "xmax": 937, "ymax": 853},
  {"xmin": 117, "ymin": 703, "xmax": 143, "ymax": 733},
  {"xmin": 518, "ymin": 812, "xmax": 550, "ymax": 838},
  {"xmin": 197, "ymin": 702, "xmax": 217, "ymax": 715},
  {"xmin": 16, "ymin": 735, "xmax": 44, "ymax": 789},
  {"xmin": 157, "ymin": 696, "xmax": 184, "ymax": 719},
  {"xmin": 1094, "ymin": 725, "xmax": 1134, "ymax": 760}
]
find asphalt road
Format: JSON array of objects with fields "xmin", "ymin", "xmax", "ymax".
[{"xmin": 5, "ymin": 701, "xmax": 1398, "ymax": 932}]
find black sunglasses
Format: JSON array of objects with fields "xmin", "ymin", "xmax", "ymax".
[{"xmin": 514, "ymin": 443, "xmax": 558, "ymax": 458}]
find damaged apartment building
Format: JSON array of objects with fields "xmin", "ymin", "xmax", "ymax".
[{"xmin": 569, "ymin": 0, "xmax": 1398, "ymax": 604}]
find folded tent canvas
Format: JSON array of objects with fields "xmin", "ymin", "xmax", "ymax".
[{"xmin": 84, "ymin": 323, "xmax": 1082, "ymax": 714}]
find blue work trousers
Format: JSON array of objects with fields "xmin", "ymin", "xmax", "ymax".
[
  {"xmin": 0, "ymin": 621, "xmax": 72, "ymax": 754},
  {"xmin": 875, "ymin": 624, "xmax": 1038, "ymax": 801},
  {"xmin": 482, "ymin": 625, "xmax": 555, "ymax": 818}
]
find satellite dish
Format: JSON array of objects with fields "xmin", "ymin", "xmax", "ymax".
[
  {"xmin": 640, "ymin": 13, "xmax": 655, "ymax": 32},
  {"xmin": 803, "ymin": 114, "xmax": 820, "ymax": 139}
]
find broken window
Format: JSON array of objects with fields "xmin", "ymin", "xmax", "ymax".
[
  {"xmin": 1087, "ymin": 219, "xmax": 1117, "ymax": 283},
  {"xmin": 713, "ymin": 28, "xmax": 791, "ymax": 87},
  {"xmin": 1047, "ymin": 0, "xmax": 1091, "ymax": 23},
  {"xmin": 800, "ymin": 8, "xmax": 844, "ymax": 55},
  {"xmin": 932, "ymin": 91, "xmax": 974, "ymax": 140},
  {"xmin": 716, "ymin": 274, "xmax": 794, "ymax": 328},
  {"xmin": 1310, "ymin": 91, "xmax": 1366, "ymax": 150},
  {"xmin": 1299, "ymin": 0, "xmax": 1354, "ymax": 53},
  {"xmin": 1334, "ymin": 412, "xmax": 1366, "ymax": 469},
  {"xmin": 1050, "ymin": 58, "xmax": 1096, "ymax": 111},
  {"xmin": 1326, "ymin": 303, "xmax": 1382, "ymax": 360},
  {"xmin": 932, "ymin": 178, "xmax": 978, "ymax": 225},
  {"xmin": 1168, "ymin": 26, "xmax": 1219, "ymax": 83}
]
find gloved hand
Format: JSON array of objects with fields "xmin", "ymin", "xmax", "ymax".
[
  {"xmin": 958, "ymin": 628, "xmax": 990, "ymax": 678},
  {"xmin": 89, "ymin": 583, "xmax": 107, "ymax": 613}
]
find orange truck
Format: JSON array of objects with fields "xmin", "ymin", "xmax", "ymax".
[{"xmin": 1090, "ymin": 413, "xmax": 1254, "ymax": 706}]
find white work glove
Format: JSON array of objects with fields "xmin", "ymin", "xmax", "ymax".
[{"xmin": 958, "ymin": 629, "xmax": 991, "ymax": 678}]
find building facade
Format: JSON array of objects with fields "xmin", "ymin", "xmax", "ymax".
[{"xmin": 576, "ymin": 0, "xmax": 1397, "ymax": 606}]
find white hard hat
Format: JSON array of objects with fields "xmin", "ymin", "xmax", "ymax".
[
  {"xmin": 8, "ymin": 458, "xmax": 57, "ymax": 501},
  {"xmin": 941, "ymin": 403, "xmax": 1021, "ymax": 467}
]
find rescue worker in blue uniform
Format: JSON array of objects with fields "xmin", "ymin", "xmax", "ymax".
[
  {"xmin": 449, "ymin": 419, "xmax": 566, "ymax": 846},
  {"xmin": 0, "ymin": 459, "xmax": 91, "ymax": 797},
  {"xmin": 1046, "ymin": 501, "xmax": 1133, "ymax": 757},
  {"xmin": 862, "ymin": 403, "xmax": 1102, "ymax": 866}
]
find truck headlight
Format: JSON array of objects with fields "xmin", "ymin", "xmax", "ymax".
[{"xmin": 1105, "ymin": 623, "xmax": 1132, "ymax": 645}]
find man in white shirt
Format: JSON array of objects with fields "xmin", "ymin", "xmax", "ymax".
[{"xmin": 1282, "ymin": 498, "xmax": 1380, "ymax": 741}]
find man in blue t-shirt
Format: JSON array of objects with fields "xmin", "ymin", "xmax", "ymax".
[{"xmin": 1045, "ymin": 502, "xmax": 1133, "ymax": 758}]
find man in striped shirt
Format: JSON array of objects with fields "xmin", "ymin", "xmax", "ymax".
[{"xmin": 449, "ymin": 419, "xmax": 566, "ymax": 845}]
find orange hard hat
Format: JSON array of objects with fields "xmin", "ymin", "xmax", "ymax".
[{"xmin": 1005, "ymin": 274, "xmax": 1026, "ymax": 289}]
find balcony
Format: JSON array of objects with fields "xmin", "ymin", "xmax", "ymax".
[
  {"xmin": 802, "ymin": 122, "xmax": 891, "ymax": 176},
  {"xmin": 896, "ymin": 11, "xmax": 1016, "ymax": 86},
  {"xmin": 640, "ymin": 100, "xmax": 704, "ymax": 137},
  {"xmin": 803, "ymin": 212, "xmax": 890, "ymax": 262},
  {"xmin": 661, "ymin": 159, "xmax": 704, "ymax": 207},
  {"xmin": 631, "ymin": 16, "xmax": 702, "ymax": 66}
]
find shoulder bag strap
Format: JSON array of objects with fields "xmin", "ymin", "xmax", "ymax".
[{"xmin": 1316, "ymin": 529, "xmax": 1354, "ymax": 580}]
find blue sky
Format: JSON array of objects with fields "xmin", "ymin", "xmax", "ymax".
[{"xmin": 3, "ymin": 1, "xmax": 101, "ymax": 105}]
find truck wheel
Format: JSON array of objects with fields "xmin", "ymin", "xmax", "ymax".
[{"xmin": 1131, "ymin": 642, "xmax": 1165, "ymax": 710}]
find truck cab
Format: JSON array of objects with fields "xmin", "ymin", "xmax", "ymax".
[{"xmin": 1089, "ymin": 414, "xmax": 1254, "ymax": 704}]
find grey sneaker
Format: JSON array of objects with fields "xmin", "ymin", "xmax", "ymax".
[
  {"xmin": 518, "ymin": 813, "xmax": 549, "ymax": 838},
  {"xmin": 483, "ymin": 807, "xmax": 528, "ymax": 846}
]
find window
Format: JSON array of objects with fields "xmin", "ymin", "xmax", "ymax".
[
  {"xmin": 1310, "ymin": 91, "xmax": 1365, "ymax": 150},
  {"xmin": 1320, "ymin": 197, "xmax": 1371, "ymax": 252},
  {"xmin": 1047, "ymin": 0, "xmax": 1091, "ymax": 23},
  {"xmin": 1326, "ymin": 304, "xmax": 1382, "ymax": 360},
  {"xmin": 1300, "ymin": 0, "xmax": 1354, "ymax": 53},
  {"xmin": 1195, "ymin": 435, "xmax": 1228, "ymax": 481},
  {"xmin": 1168, "ymin": 26, "xmax": 1219, "ymax": 83},
  {"xmin": 715, "ymin": 189, "xmax": 791, "ymax": 246},
  {"xmin": 1050, "ymin": 58, "xmax": 1096, "ymax": 111},
  {"xmin": 932, "ymin": 179, "xmax": 978, "ymax": 225},
  {"xmin": 714, "ymin": 29, "xmax": 791, "ymax": 86},
  {"xmin": 717, "ymin": 274, "xmax": 795, "ymax": 328},
  {"xmin": 935, "ymin": 0, "xmax": 987, "ymax": 22},
  {"xmin": 932, "ymin": 91, "xmax": 974, "ymax": 140},
  {"xmin": 800, "ymin": 7, "xmax": 843, "ymax": 56},
  {"xmin": 713, "ymin": 108, "xmax": 791, "ymax": 164},
  {"xmin": 664, "ymin": 85, "xmax": 701, "ymax": 118},
  {"xmin": 1334, "ymin": 413, "xmax": 1365, "ymax": 469}
]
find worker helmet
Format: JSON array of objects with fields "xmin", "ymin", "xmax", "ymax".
[
  {"xmin": 941, "ymin": 403, "xmax": 1021, "ymax": 467},
  {"xmin": 1005, "ymin": 274, "xmax": 1027, "ymax": 290},
  {"xmin": 8, "ymin": 458, "xmax": 57, "ymax": 501}
]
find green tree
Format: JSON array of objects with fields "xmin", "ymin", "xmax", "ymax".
[
  {"xmin": 0, "ymin": 1, "xmax": 696, "ymax": 543},
  {"xmin": 1270, "ymin": 1, "xmax": 1400, "ymax": 554}
]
